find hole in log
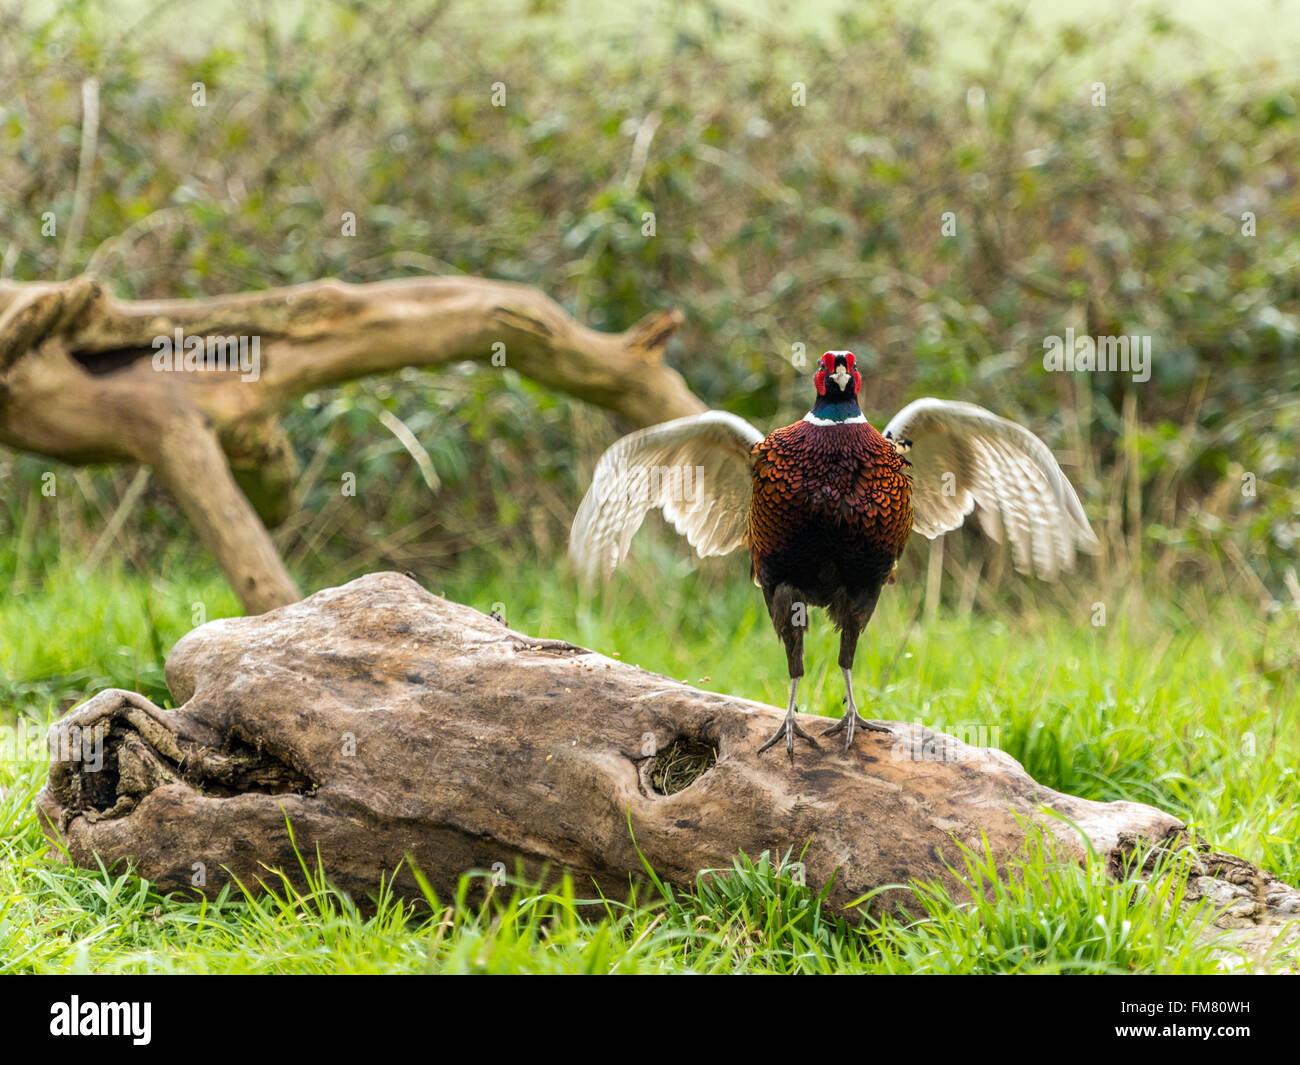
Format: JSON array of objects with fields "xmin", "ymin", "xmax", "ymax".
[
  {"xmin": 205, "ymin": 735, "xmax": 316, "ymax": 797},
  {"xmin": 63, "ymin": 721, "xmax": 316, "ymax": 819},
  {"xmin": 648, "ymin": 736, "xmax": 718, "ymax": 796},
  {"xmin": 77, "ymin": 727, "xmax": 129, "ymax": 812},
  {"xmin": 70, "ymin": 344, "xmax": 268, "ymax": 376},
  {"xmin": 69, "ymin": 346, "xmax": 156, "ymax": 374}
]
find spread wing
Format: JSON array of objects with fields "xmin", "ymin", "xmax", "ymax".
[
  {"xmin": 570, "ymin": 411, "xmax": 764, "ymax": 579},
  {"xmin": 883, "ymin": 398, "xmax": 1099, "ymax": 580}
]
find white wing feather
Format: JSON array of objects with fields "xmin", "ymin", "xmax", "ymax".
[
  {"xmin": 570, "ymin": 411, "xmax": 764, "ymax": 579},
  {"xmin": 883, "ymin": 398, "xmax": 1099, "ymax": 580}
]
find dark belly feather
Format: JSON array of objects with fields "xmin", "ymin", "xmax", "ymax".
[{"xmin": 748, "ymin": 420, "xmax": 912, "ymax": 607}]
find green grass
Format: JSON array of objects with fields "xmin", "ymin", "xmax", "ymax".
[
  {"xmin": 0, "ymin": 771, "xmax": 1258, "ymax": 973},
  {"xmin": 1, "ymin": 535, "xmax": 1297, "ymax": 973}
]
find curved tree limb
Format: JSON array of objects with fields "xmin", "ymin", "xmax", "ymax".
[{"xmin": 0, "ymin": 276, "xmax": 699, "ymax": 612}]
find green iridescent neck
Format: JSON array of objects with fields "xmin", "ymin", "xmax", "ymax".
[{"xmin": 805, "ymin": 395, "xmax": 864, "ymax": 424}]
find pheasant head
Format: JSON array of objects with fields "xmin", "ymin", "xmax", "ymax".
[{"xmin": 808, "ymin": 350, "xmax": 865, "ymax": 425}]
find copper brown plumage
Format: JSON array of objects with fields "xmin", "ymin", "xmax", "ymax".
[
  {"xmin": 570, "ymin": 349, "xmax": 1099, "ymax": 762},
  {"xmin": 749, "ymin": 419, "xmax": 912, "ymax": 578}
]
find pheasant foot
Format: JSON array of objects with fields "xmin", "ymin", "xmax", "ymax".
[{"xmin": 758, "ymin": 678, "xmax": 818, "ymax": 763}]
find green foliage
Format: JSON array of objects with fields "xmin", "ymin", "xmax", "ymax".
[
  {"xmin": 864, "ymin": 828, "xmax": 1234, "ymax": 975},
  {"xmin": 0, "ymin": 0, "xmax": 1296, "ymax": 593}
]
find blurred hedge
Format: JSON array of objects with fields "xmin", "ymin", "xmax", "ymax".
[{"xmin": 0, "ymin": 0, "xmax": 1296, "ymax": 600}]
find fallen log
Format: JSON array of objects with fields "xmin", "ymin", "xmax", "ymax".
[{"xmin": 36, "ymin": 572, "xmax": 1300, "ymax": 958}]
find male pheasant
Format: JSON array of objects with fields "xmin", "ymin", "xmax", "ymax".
[{"xmin": 570, "ymin": 351, "xmax": 1098, "ymax": 760}]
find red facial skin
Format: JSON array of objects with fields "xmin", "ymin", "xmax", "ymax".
[{"xmin": 813, "ymin": 351, "xmax": 862, "ymax": 397}]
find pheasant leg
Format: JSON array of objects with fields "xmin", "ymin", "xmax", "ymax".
[
  {"xmin": 823, "ymin": 667, "xmax": 891, "ymax": 751},
  {"xmin": 758, "ymin": 677, "xmax": 819, "ymax": 762}
]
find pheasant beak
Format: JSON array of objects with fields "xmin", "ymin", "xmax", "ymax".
[{"xmin": 830, "ymin": 368, "xmax": 852, "ymax": 390}]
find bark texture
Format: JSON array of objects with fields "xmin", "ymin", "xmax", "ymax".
[
  {"xmin": 39, "ymin": 572, "xmax": 1300, "ymax": 965},
  {"xmin": 0, "ymin": 276, "xmax": 699, "ymax": 612}
]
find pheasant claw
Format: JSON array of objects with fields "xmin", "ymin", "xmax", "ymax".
[
  {"xmin": 758, "ymin": 678, "xmax": 818, "ymax": 763},
  {"xmin": 758, "ymin": 709, "xmax": 820, "ymax": 763},
  {"xmin": 822, "ymin": 710, "xmax": 891, "ymax": 751},
  {"xmin": 825, "ymin": 667, "xmax": 892, "ymax": 751}
]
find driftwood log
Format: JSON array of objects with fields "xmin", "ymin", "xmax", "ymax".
[
  {"xmin": 37, "ymin": 572, "xmax": 1300, "ymax": 961},
  {"xmin": 0, "ymin": 276, "xmax": 700, "ymax": 612}
]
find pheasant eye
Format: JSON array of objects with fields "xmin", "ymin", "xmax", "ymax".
[
  {"xmin": 844, "ymin": 352, "xmax": 856, "ymax": 371},
  {"xmin": 819, "ymin": 353, "xmax": 835, "ymax": 372}
]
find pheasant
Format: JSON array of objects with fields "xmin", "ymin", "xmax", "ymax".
[{"xmin": 570, "ymin": 351, "xmax": 1099, "ymax": 760}]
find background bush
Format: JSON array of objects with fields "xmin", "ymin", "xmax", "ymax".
[{"xmin": 1, "ymin": 0, "xmax": 1297, "ymax": 603}]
